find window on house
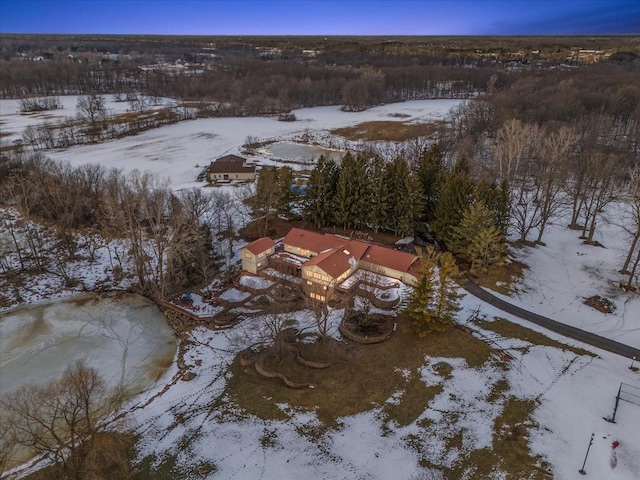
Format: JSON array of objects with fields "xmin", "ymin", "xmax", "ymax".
[
  {"xmin": 244, "ymin": 252, "xmax": 251, "ymax": 259},
  {"xmin": 257, "ymin": 262, "xmax": 262, "ymax": 268}
]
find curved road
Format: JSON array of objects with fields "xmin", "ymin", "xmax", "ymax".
[{"xmin": 463, "ymin": 281, "xmax": 640, "ymax": 359}]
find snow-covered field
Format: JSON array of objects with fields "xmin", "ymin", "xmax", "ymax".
[
  {"xmin": 0, "ymin": 95, "xmax": 175, "ymax": 144},
  {"xmin": 491, "ymin": 206, "xmax": 640, "ymax": 348},
  {"xmin": 0, "ymin": 97, "xmax": 461, "ymax": 190}
]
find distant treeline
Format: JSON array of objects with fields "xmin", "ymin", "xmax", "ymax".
[{"xmin": 2, "ymin": 34, "xmax": 638, "ymax": 115}]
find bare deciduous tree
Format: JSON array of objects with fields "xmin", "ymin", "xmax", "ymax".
[{"xmin": 0, "ymin": 360, "xmax": 126, "ymax": 479}]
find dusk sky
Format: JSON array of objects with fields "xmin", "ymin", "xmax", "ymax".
[{"xmin": 1, "ymin": 0, "xmax": 639, "ymax": 35}]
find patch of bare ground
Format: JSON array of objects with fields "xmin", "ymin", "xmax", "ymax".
[
  {"xmin": 331, "ymin": 120, "xmax": 444, "ymax": 142},
  {"xmin": 583, "ymin": 295, "xmax": 616, "ymax": 313},
  {"xmin": 474, "ymin": 258, "xmax": 527, "ymax": 296},
  {"xmin": 225, "ymin": 318, "xmax": 493, "ymax": 425},
  {"xmin": 474, "ymin": 317, "xmax": 594, "ymax": 357}
]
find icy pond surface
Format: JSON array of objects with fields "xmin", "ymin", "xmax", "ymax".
[
  {"xmin": 0, "ymin": 293, "xmax": 177, "ymax": 398},
  {"xmin": 260, "ymin": 141, "xmax": 346, "ymax": 164}
]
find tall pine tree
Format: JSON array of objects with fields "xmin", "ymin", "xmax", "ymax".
[
  {"xmin": 450, "ymin": 201, "xmax": 507, "ymax": 273},
  {"xmin": 415, "ymin": 143, "xmax": 446, "ymax": 221},
  {"xmin": 380, "ymin": 156, "xmax": 423, "ymax": 237},
  {"xmin": 304, "ymin": 156, "xmax": 338, "ymax": 228},
  {"xmin": 403, "ymin": 247, "xmax": 462, "ymax": 336},
  {"xmin": 333, "ymin": 153, "xmax": 370, "ymax": 229},
  {"xmin": 432, "ymin": 156, "xmax": 475, "ymax": 247}
]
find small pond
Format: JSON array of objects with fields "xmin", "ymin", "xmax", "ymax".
[
  {"xmin": 0, "ymin": 292, "xmax": 177, "ymax": 399},
  {"xmin": 259, "ymin": 142, "xmax": 346, "ymax": 164}
]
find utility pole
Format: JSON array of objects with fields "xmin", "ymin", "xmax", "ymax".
[{"xmin": 579, "ymin": 432, "xmax": 594, "ymax": 475}]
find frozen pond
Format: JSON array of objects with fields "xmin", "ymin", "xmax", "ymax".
[
  {"xmin": 0, "ymin": 292, "xmax": 177, "ymax": 399},
  {"xmin": 259, "ymin": 142, "xmax": 346, "ymax": 164}
]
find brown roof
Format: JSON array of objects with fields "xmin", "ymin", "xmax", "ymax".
[
  {"xmin": 215, "ymin": 154, "xmax": 246, "ymax": 164},
  {"xmin": 283, "ymin": 228, "xmax": 344, "ymax": 254},
  {"xmin": 208, "ymin": 155, "xmax": 255, "ymax": 174},
  {"xmin": 242, "ymin": 237, "xmax": 275, "ymax": 255},
  {"xmin": 361, "ymin": 244, "xmax": 417, "ymax": 273}
]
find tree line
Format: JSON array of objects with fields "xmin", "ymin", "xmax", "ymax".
[
  {"xmin": 0, "ymin": 151, "xmax": 239, "ymax": 298},
  {"xmin": 19, "ymin": 94, "xmax": 188, "ymax": 150}
]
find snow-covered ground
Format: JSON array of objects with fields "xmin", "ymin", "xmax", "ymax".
[
  {"xmin": 487, "ymin": 206, "xmax": 640, "ymax": 348},
  {"xmin": 0, "ymin": 97, "xmax": 461, "ymax": 190},
  {"xmin": 0, "ymin": 94, "xmax": 175, "ymax": 144},
  {"xmin": 125, "ymin": 293, "xmax": 640, "ymax": 480}
]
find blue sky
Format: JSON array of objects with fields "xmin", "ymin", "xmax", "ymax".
[{"xmin": 1, "ymin": 0, "xmax": 639, "ymax": 35}]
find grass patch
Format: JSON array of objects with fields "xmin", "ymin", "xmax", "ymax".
[
  {"xmin": 445, "ymin": 398, "xmax": 552, "ymax": 479},
  {"xmin": 133, "ymin": 453, "xmax": 217, "ymax": 480},
  {"xmin": 382, "ymin": 373, "xmax": 443, "ymax": 427},
  {"xmin": 331, "ymin": 120, "xmax": 443, "ymax": 142},
  {"xmin": 476, "ymin": 317, "xmax": 594, "ymax": 357},
  {"xmin": 224, "ymin": 322, "xmax": 493, "ymax": 425}
]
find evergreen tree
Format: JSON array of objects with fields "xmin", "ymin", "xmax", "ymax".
[
  {"xmin": 451, "ymin": 201, "xmax": 507, "ymax": 273},
  {"xmin": 432, "ymin": 156, "xmax": 475, "ymax": 246},
  {"xmin": 333, "ymin": 152, "xmax": 369, "ymax": 229},
  {"xmin": 415, "ymin": 144, "xmax": 446, "ymax": 221},
  {"xmin": 433, "ymin": 251, "xmax": 463, "ymax": 326},
  {"xmin": 380, "ymin": 156, "xmax": 423, "ymax": 236},
  {"xmin": 476, "ymin": 178, "xmax": 511, "ymax": 238},
  {"xmin": 404, "ymin": 253, "xmax": 436, "ymax": 336},
  {"xmin": 367, "ymin": 156, "xmax": 387, "ymax": 233},
  {"xmin": 404, "ymin": 247, "xmax": 462, "ymax": 336},
  {"xmin": 304, "ymin": 156, "xmax": 338, "ymax": 228},
  {"xmin": 276, "ymin": 166, "xmax": 295, "ymax": 214}
]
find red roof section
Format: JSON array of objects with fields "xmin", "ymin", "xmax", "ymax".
[
  {"xmin": 303, "ymin": 245, "xmax": 365, "ymax": 279},
  {"xmin": 283, "ymin": 228, "xmax": 344, "ymax": 253},
  {"xmin": 361, "ymin": 244, "xmax": 417, "ymax": 273},
  {"xmin": 279, "ymin": 228, "xmax": 419, "ymax": 280},
  {"xmin": 242, "ymin": 237, "xmax": 275, "ymax": 255}
]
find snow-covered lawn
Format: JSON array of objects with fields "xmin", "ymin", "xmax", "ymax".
[{"xmin": 126, "ymin": 293, "xmax": 640, "ymax": 480}]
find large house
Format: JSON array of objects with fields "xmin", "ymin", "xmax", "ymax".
[
  {"xmin": 240, "ymin": 227, "xmax": 420, "ymax": 301},
  {"xmin": 207, "ymin": 155, "xmax": 256, "ymax": 183}
]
